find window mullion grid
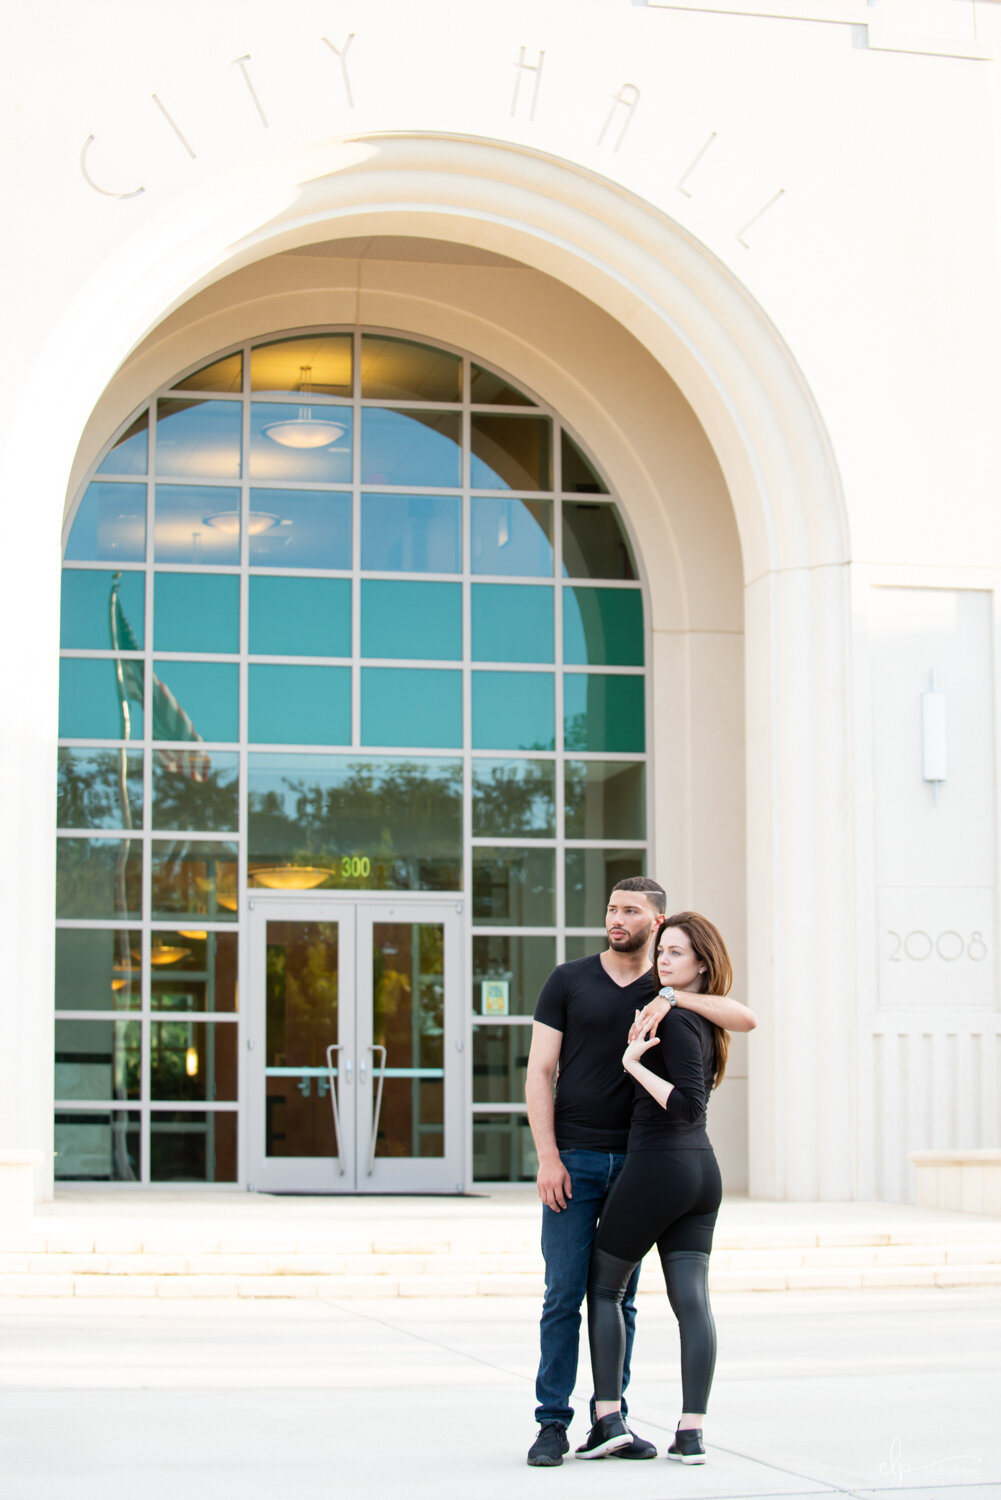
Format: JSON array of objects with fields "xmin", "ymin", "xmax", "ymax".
[
  {"xmin": 351, "ymin": 328, "xmax": 363, "ymax": 748},
  {"xmin": 553, "ymin": 424, "xmax": 566, "ymax": 964},
  {"xmin": 461, "ymin": 352, "xmax": 473, "ymax": 1015}
]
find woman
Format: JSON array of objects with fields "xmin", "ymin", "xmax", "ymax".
[{"xmin": 574, "ymin": 911, "xmax": 731, "ymax": 1463}]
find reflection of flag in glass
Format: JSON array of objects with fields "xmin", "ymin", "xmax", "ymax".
[{"xmin": 109, "ymin": 574, "xmax": 210, "ymax": 781}]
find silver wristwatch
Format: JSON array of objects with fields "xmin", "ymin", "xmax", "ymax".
[{"xmin": 658, "ymin": 985, "xmax": 678, "ymax": 1008}]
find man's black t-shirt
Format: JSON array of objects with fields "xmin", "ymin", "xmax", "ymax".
[{"xmin": 533, "ymin": 954, "xmax": 656, "ymax": 1152}]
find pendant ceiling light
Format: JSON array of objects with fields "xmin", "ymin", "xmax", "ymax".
[{"xmin": 263, "ymin": 365, "xmax": 348, "ymax": 449}]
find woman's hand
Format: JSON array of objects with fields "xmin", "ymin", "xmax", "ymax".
[{"xmin": 622, "ymin": 1012, "xmax": 660, "ymax": 1069}]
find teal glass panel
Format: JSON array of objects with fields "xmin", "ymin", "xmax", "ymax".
[
  {"xmin": 150, "ymin": 1110, "xmax": 237, "ymax": 1182},
  {"xmin": 361, "ymin": 581, "xmax": 461, "ymax": 661},
  {"xmin": 470, "ymin": 415, "xmax": 552, "ymax": 491},
  {"xmin": 361, "ymin": 668, "xmax": 462, "ymax": 748},
  {"xmin": 566, "ymin": 849, "xmax": 645, "ymax": 928},
  {"xmin": 248, "ymin": 753, "xmax": 462, "ymax": 892},
  {"xmin": 361, "ymin": 494, "xmax": 460, "ymax": 573},
  {"xmin": 249, "ymin": 576, "xmax": 351, "ymax": 657},
  {"xmin": 473, "ymin": 1025, "xmax": 532, "ymax": 1104},
  {"xmin": 563, "ymin": 502, "xmax": 637, "ymax": 580},
  {"xmin": 153, "ymin": 573, "xmax": 239, "ymax": 653},
  {"xmin": 155, "ymin": 485, "xmax": 241, "ymax": 564},
  {"xmin": 155, "ymin": 399, "xmax": 242, "ymax": 480},
  {"xmin": 565, "ymin": 761, "xmax": 645, "ymax": 840},
  {"xmin": 471, "ymin": 584, "xmax": 553, "ymax": 663},
  {"xmin": 151, "ymin": 840, "xmax": 239, "ymax": 921},
  {"xmin": 472, "ymin": 759, "xmax": 555, "ymax": 838},
  {"xmin": 469, "ymin": 365, "xmax": 534, "ymax": 406},
  {"xmin": 361, "ymin": 410, "xmax": 461, "ymax": 488},
  {"xmin": 361, "ymin": 336, "xmax": 460, "ymax": 402},
  {"xmin": 173, "ymin": 352, "xmax": 243, "ymax": 394},
  {"xmin": 248, "ymin": 489, "xmax": 351, "ymax": 569},
  {"xmin": 471, "ymin": 497, "xmax": 553, "ymax": 576},
  {"xmin": 97, "ymin": 412, "xmax": 148, "ymax": 476},
  {"xmin": 54, "ymin": 1111, "xmax": 140, "ymax": 1182},
  {"xmin": 472, "ymin": 847, "xmax": 556, "ymax": 926},
  {"xmin": 65, "ymin": 482, "xmax": 146, "ymax": 562},
  {"xmin": 152, "ymin": 661, "xmax": 238, "ymax": 743},
  {"xmin": 471, "ymin": 671, "xmax": 555, "ymax": 751},
  {"xmin": 251, "ymin": 335, "xmax": 352, "ymax": 396},
  {"xmin": 150, "ymin": 1020, "xmax": 237, "ymax": 1103},
  {"xmin": 248, "ymin": 664, "xmax": 350, "ymax": 745},
  {"xmin": 565, "ymin": 934, "xmax": 604, "ymax": 960},
  {"xmin": 561, "ymin": 432, "xmax": 608, "ymax": 493},
  {"xmin": 151, "ymin": 931, "xmax": 238, "ymax": 1013},
  {"xmin": 564, "ymin": 674, "xmax": 645, "ymax": 752},
  {"xmin": 56, "ymin": 928, "xmax": 143, "ymax": 1012},
  {"xmin": 249, "ymin": 403, "xmax": 352, "ymax": 483},
  {"xmin": 55, "ymin": 1019, "xmax": 140, "ymax": 1101},
  {"xmin": 56, "ymin": 837, "xmax": 142, "ymax": 919},
  {"xmin": 152, "ymin": 750, "xmax": 239, "ymax": 831},
  {"xmin": 57, "ymin": 748, "xmax": 143, "ymax": 829},
  {"xmin": 563, "ymin": 587, "xmax": 644, "ymax": 666},
  {"xmin": 472, "ymin": 934, "xmax": 557, "ymax": 1017},
  {"xmin": 473, "ymin": 1116, "xmax": 537, "ymax": 1184},
  {"xmin": 59, "ymin": 658, "xmax": 143, "ymax": 740},
  {"xmin": 61, "ymin": 570, "xmax": 144, "ymax": 650}
]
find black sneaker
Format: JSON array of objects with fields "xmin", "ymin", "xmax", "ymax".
[
  {"xmin": 574, "ymin": 1412, "xmax": 632, "ymax": 1460},
  {"xmin": 609, "ymin": 1428, "xmax": 657, "ymax": 1459},
  {"xmin": 667, "ymin": 1426, "xmax": 706, "ymax": 1465},
  {"xmin": 527, "ymin": 1423, "xmax": 570, "ymax": 1466}
]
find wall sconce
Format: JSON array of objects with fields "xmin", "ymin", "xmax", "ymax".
[{"xmin": 921, "ymin": 670, "xmax": 946, "ymax": 804}]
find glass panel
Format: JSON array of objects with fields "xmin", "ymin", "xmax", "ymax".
[
  {"xmin": 469, "ymin": 364, "xmax": 534, "ymax": 406},
  {"xmin": 151, "ymin": 931, "xmax": 238, "ymax": 1012},
  {"xmin": 471, "ymin": 497, "xmax": 553, "ymax": 577},
  {"xmin": 473, "ymin": 1024, "xmax": 531, "ymax": 1104},
  {"xmin": 564, "ymin": 587, "xmax": 644, "ymax": 666},
  {"xmin": 361, "ymin": 336, "xmax": 460, "ymax": 402},
  {"xmin": 248, "ymin": 664, "xmax": 350, "ymax": 745},
  {"xmin": 151, "ymin": 841, "xmax": 239, "ymax": 921},
  {"xmin": 361, "ymin": 668, "xmax": 462, "ymax": 749},
  {"xmin": 373, "ymin": 922, "xmax": 444, "ymax": 1159},
  {"xmin": 265, "ymin": 921, "xmax": 340, "ymax": 1158},
  {"xmin": 251, "ymin": 335, "xmax": 352, "ymax": 397},
  {"xmin": 565, "ymin": 934, "xmax": 605, "ymax": 960},
  {"xmin": 61, "ymin": 569, "xmax": 144, "ymax": 649},
  {"xmin": 248, "ymin": 754, "xmax": 462, "ymax": 893},
  {"xmin": 472, "ymin": 847, "xmax": 556, "ymax": 926},
  {"xmin": 563, "ymin": 502, "xmax": 637, "ymax": 580},
  {"xmin": 566, "ymin": 849, "xmax": 645, "ymax": 928},
  {"xmin": 65, "ymin": 481, "xmax": 147, "ymax": 563},
  {"xmin": 97, "ymin": 413, "xmax": 149, "ymax": 476},
  {"xmin": 54, "ymin": 1111, "xmax": 140, "ymax": 1181},
  {"xmin": 55, "ymin": 928, "xmax": 143, "ymax": 1012},
  {"xmin": 172, "ymin": 352, "xmax": 243, "ymax": 394},
  {"xmin": 152, "ymin": 662, "xmax": 239, "ymax": 743},
  {"xmin": 155, "ymin": 485, "xmax": 241, "ymax": 564},
  {"xmin": 471, "ymin": 584, "xmax": 553, "ymax": 663},
  {"xmin": 150, "ymin": 1111, "xmax": 238, "ymax": 1182},
  {"xmin": 472, "ymin": 759, "xmax": 555, "ymax": 838},
  {"xmin": 471, "ymin": 670, "xmax": 554, "ymax": 751},
  {"xmin": 155, "ymin": 399, "xmax": 242, "ymax": 480},
  {"xmin": 361, "ymin": 494, "xmax": 460, "ymax": 573},
  {"xmin": 361, "ymin": 410, "xmax": 461, "ymax": 488},
  {"xmin": 565, "ymin": 761, "xmax": 645, "ymax": 840},
  {"xmin": 55, "ymin": 1019, "xmax": 140, "ymax": 1100},
  {"xmin": 59, "ymin": 657, "xmax": 143, "ymax": 740},
  {"xmin": 153, "ymin": 573, "xmax": 239, "ymax": 653},
  {"xmin": 249, "ymin": 576, "xmax": 351, "ymax": 657},
  {"xmin": 152, "ymin": 750, "xmax": 239, "ymax": 831},
  {"xmin": 57, "ymin": 748, "xmax": 143, "ymax": 830},
  {"xmin": 151, "ymin": 1020, "xmax": 237, "ymax": 1102},
  {"xmin": 56, "ymin": 837, "xmax": 142, "ymax": 919},
  {"xmin": 564, "ymin": 675, "xmax": 645, "ymax": 752},
  {"xmin": 361, "ymin": 581, "xmax": 461, "ymax": 660},
  {"xmin": 472, "ymin": 1115, "xmax": 538, "ymax": 1183},
  {"xmin": 249, "ymin": 403, "xmax": 353, "ymax": 483},
  {"xmin": 470, "ymin": 415, "xmax": 552, "ymax": 491},
  {"xmin": 561, "ymin": 432, "xmax": 608, "ymax": 493},
  {"xmin": 248, "ymin": 489, "xmax": 351, "ymax": 569},
  {"xmin": 472, "ymin": 934, "xmax": 556, "ymax": 1017}
]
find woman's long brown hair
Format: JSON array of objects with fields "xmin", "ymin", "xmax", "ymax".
[{"xmin": 652, "ymin": 911, "xmax": 733, "ymax": 1088}]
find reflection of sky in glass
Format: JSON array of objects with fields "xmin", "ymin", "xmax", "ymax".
[
  {"xmin": 361, "ymin": 494, "xmax": 460, "ymax": 572},
  {"xmin": 59, "ymin": 659, "xmax": 142, "ymax": 739},
  {"xmin": 97, "ymin": 413, "xmax": 148, "ymax": 476},
  {"xmin": 153, "ymin": 574, "xmax": 239, "ymax": 653},
  {"xmin": 65, "ymin": 482, "xmax": 146, "ymax": 563},
  {"xmin": 362, "ymin": 581, "xmax": 461, "ymax": 660},
  {"xmin": 471, "ymin": 585, "xmax": 553, "ymax": 663},
  {"xmin": 471, "ymin": 671, "xmax": 555, "ymax": 751},
  {"xmin": 249, "ymin": 577, "xmax": 351, "ymax": 657},
  {"xmin": 61, "ymin": 570, "xmax": 144, "ymax": 650},
  {"xmin": 249, "ymin": 404, "xmax": 352, "ymax": 483},
  {"xmin": 155, "ymin": 400, "xmax": 242, "ymax": 480},
  {"xmin": 563, "ymin": 674, "xmax": 645, "ymax": 752},
  {"xmin": 470, "ymin": 416, "xmax": 552, "ymax": 491},
  {"xmin": 362, "ymin": 668, "xmax": 462, "ymax": 748},
  {"xmin": 248, "ymin": 665, "xmax": 350, "ymax": 745},
  {"xmin": 155, "ymin": 486, "xmax": 241, "ymax": 564},
  {"xmin": 471, "ymin": 498, "xmax": 553, "ymax": 576},
  {"xmin": 563, "ymin": 587, "xmax": 644, "ymax": 666},
  {"xmin": 361, "ymin": 410, "xmax": 461, "ymax": 488},
  {"xmin": 152, "ymin": 662, "xmax": 238, "ymax": 742},
  {"xmin": 248, "ymin": 490, "xmax": 351, "ymax": 569}
]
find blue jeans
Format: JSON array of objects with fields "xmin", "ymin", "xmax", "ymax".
[{"xmin": 535, "ymin": 1149, "xmax": 639, "ymax": 1427}]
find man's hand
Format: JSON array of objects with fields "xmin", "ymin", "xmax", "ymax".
[
  {"xmin": 536, "ymin": 1155, "xmax": 572, "ymax": 1211},
  {"xmin": 628, "ymin": 996, "xmax": 671, "ymax": 1041}
]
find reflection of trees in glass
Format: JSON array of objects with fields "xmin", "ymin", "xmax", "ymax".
[
  {"xmin": 266, "ymin": 926, "xmax": 338, "ymax": 1068},
  {"xmin": 373, "ymin": 923, "xmax": 443, "ymax": 1071},
  {"xmin": 56, "ymin": 839, "xmax": 142, "ymax": 918},
  {"xmin": 57, "ymin": 750, "xmax": 141, "ymax": 828},
  {"xmin": 152, "ymin": 763, "xmax": 238, "ymax": 831},
  {"xmin": 472, "ymin": 762, "xmax": 555, "ymax": 837}
]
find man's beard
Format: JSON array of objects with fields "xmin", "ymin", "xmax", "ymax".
[{"xmin": 607, "ymin": 925, "xmax": 653, "ymax": 955}]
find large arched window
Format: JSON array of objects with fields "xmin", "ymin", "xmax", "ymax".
[{"xmin": 55, "ymin": 329, "xmax": 648, "ymax": 1186}]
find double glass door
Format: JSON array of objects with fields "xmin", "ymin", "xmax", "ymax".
[{"xmin": 247, "ymin": 897, "xmax": 464, "ymax": 1192}]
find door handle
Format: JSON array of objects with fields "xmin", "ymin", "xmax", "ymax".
[
  {"xmin": 324, "ymin": 1044, "xmax": 346, "ymax": 1177},
  {"xmin": 367, "ymin": 1044, "xmax": 387, "ymax": 1176},
  {"xmin": 359, "ymin": 1054, "xmax": 367, "ymax": 1084}
]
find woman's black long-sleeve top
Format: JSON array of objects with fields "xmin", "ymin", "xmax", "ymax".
[{"xmin": 627, "ymin": 1007, "xmax": 716, "ymax": 1151}]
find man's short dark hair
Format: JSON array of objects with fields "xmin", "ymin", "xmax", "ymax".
[{"xmin": 611, "ymin": 876, "xmax": 667, "ymax": 914}]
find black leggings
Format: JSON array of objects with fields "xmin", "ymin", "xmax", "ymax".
[{"xmin": 587, "ymin": 1149, "xmax": 721, "ymax": 1413}]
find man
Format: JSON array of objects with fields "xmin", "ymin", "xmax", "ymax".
[{"xmin": 524, "ymin": 877, "xmax": 757, "ymax": 1466}]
